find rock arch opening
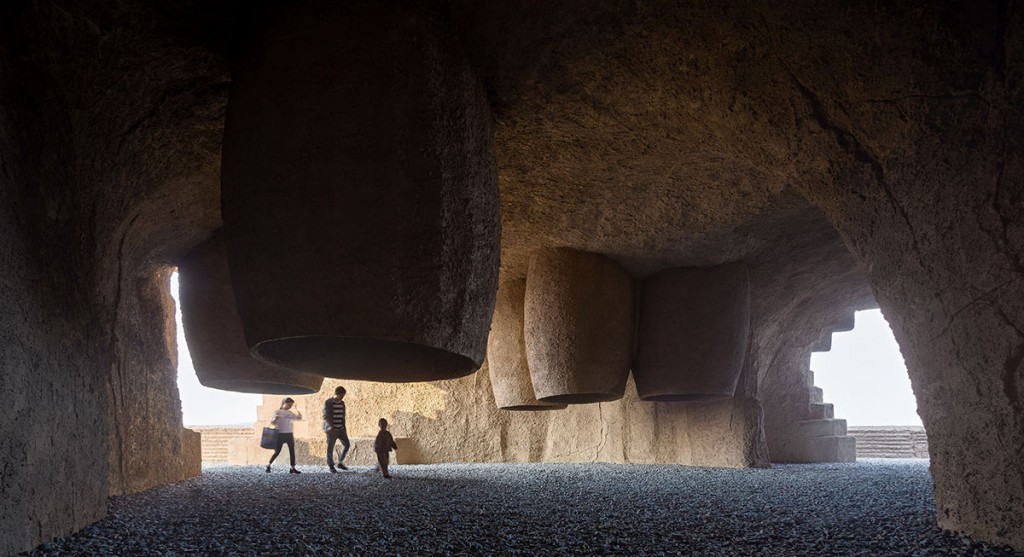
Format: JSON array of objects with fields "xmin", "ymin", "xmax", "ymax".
[
  {"xmin": 1, "ymin": 1, "xmax": 1021, "ymax": 553},
  {"xmin": 811, "ymin": 309, "xmax": 922, "ymax": 428},
  {"xmin": 810, "ymin": 309, "xmax": 929, "ymax": 459},
  {"xmin": 169, "ymin": 270, "xmax": 262, "ymax": 428}
]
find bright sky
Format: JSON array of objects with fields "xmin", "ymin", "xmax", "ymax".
[
  {"xmin": 171, "ymin": 272, "xmax": 921, "ymax": 427},
  {"xmin": 171, "ymin": 273, "xmax": 263, "ymax": 426},
  {"xmin": 811, "ymin": 309, "xmax": 922, "ymax": 426}
]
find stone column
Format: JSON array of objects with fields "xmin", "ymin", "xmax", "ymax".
[
  {"xmin": 488, "ymin": 279, "xmax": 566, "ymax": 410},
  {"xmin": 178, "ymin": 234, "xmax": 323, "ymax": 394},
  {"xmin": 220, "ymin": 0, "xmax": 499, "ymax": 382},
  {"xmin": 524, "ymin": 248, "xmax": 633, "ymax": 404},
  {"xmin": 633, "ymin": 263, "xmax": 750, "ymax": 401}
]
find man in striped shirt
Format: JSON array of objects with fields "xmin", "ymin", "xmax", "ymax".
[{"xmin": 323, "ymin": 386, "xmax": 350, "ymax": 472}]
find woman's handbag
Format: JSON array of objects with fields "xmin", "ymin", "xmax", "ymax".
[{"xmin": 260, "ymin": 426, "xmax": 279, "ymax": 449}]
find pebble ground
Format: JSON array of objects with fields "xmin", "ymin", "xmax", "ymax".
[{"xmin": 21, "ymin": 459, "xmax": 1024, "ymax": 556}]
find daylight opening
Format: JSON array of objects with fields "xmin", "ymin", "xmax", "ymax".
[
  {"xmin": 810, "ymin": 309, "xmax": 927, "ymax": 459},
  {"xmin": 170, "ymin": 271, "xmax": 262, "ymax": 427},
  {"xmin": 810, "ymin": 310, "xmax": 921, "ymax": 427}
]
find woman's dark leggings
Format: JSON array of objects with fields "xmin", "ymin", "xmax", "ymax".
[{"xmin": 269, "ymin": 432, "xmax": 296, "ymax": 466}]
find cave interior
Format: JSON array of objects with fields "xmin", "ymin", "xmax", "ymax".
[{"xmin": 0, "ymin": 1, "xmax": 1021, "ymax": 553}]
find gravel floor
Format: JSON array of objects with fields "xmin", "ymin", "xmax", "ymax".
[{"xmin": 21, "ymin": 459, "xmax": 1024, "ymax": 556}]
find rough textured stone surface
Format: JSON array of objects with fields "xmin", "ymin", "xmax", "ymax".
[
  {"xmin": 178, "ymin": 234, "xmax": 323, "ymax": 394},
  {"xmin": 179, "ymin": 428, "xmax": 203, "ymax": 479},
  {"xmin": 221, "ymin": 0, "xmax": 500, "ymax": 382},
  {"xmin": 0, "ymin": 120, "xmax": 108, "ymax": 555},
  {"xmin": 488, "ymin": 279, "xmax": 566, "ymax": 410},
  {"xmin": 252, "ymin": 371, "xmax": 760, "ymax": 470},
  {"xmin": 634, "ymin": 263, "xmax": 751, "ymax": 401},
  {"xmin": 850, "ymin": 426, "xmax": 931, "ymax": 459},
  {"xmin": 0, "ymin": 2, "xmax": 221, "ymax": 552},
  {"xmin": 107, "ymin": 271, "xmax": 205, "ymax": 497},
  {"xmin": 191, "ymin": 427, "xmax": 254, "ymax": 463},
  {"xmin": 753, "ymin": 241, "xmax": 875, "ymax": 466},
  {"xmin": 524, "ymin": 248, "xmax": 634, "ymax": 404},
  {"xmin": 1, "ymin": 0, "xmax": 1022, "ymax": 551},
  {"xmin": 761, "ymin": 5, "xmax": 1024, "ymax": 546}
]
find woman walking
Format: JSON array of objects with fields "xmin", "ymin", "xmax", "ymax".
[{"xmin": 267, "ymin": 397, "xmax": 303, "ymax": 474}]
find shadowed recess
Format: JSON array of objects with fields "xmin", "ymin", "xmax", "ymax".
[{"xmin": 254, "ymin": 336, "xmax": 481, "ymax": 383}]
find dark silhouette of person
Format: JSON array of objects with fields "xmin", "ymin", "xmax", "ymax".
[
  {"xmin": 267, "ymin": 397, "xmax": 302, "ymax": 474},
  {"xmin": 323, "ymin": 386, "xmax": 350, "ymax": 472},
  {"xmin": 374, "ymin": 418, "xmax": 398, "ymax": 478}
]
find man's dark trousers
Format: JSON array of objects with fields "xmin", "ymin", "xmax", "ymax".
[{"xmin": 327, "ymin": 428, "xmax": 350, "ymax": 468}]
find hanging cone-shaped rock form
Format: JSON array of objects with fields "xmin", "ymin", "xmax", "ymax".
[
  {"xmin": 488, "ymin": 279, "xmax": 567, "ymax": 411},
  {"xmin": 178, "ymin": 234, "xmax": 324, "ymax": 395},
  {"xmin": 633, "ymin": 263, "xmax": 750, "ymax": 401},
  {"xmin": 524, "ymin": 248, "xmax": 633, "ymax": 404},
  {"xmin": 220, "ymin": 1, "xmax": 499, "ymax": 382}
]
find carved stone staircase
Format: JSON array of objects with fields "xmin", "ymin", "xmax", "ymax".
[{"xmin": 774, "ymin": 369, "xmax": 858, "ymax": 462}]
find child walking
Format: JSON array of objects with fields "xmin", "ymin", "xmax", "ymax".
[{"xmin": 374, "ymin": 418, "xmax": 398, "ymax": 478}]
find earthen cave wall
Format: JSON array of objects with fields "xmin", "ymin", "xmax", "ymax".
[
  {"xmin": 1, "ymin": 0, "xmax": 1021, "ymax": 553},
  {"xmin": 253, "ymin": 214, "xmax": 874, "ymax": 471},
  {"xmin": 761, "ymin": 3, "xmax": 1024, "ymax": 545},
  {"xmin": 0, "ymin": 131, "xmax": 110, "ymax": 556},
  {"xmin": 106, "ymin": 269, "xmax": 201, "ymax": 496},
  {"xmin": 257, "ymin": 368, "xmax": 758, "ymax": 468},
  {"xmin": 0, "ymin": 3, "xmax": 223, "ymax": 552}
]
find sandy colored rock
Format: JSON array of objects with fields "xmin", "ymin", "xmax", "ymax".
[
  {"xmin": 220, "ymin": 0, "xmax": 499, "ymax": 382},
  {"xmin": 524, "ymin": 248, "xmax": 634, "ymax": 404},
  {"xmin": 178, "ymin": 234, "xmax": 323, "ymax": 394},
  {"xmin": 634, "ymin": 263, "xmax": 751, "ymax": 401},
  {"xmin": 243, "ymin": 370, "xmax": 759, "ymax": 470},
  {"xmin": 192, "ymin": 426, "xmax": 255, "ymax": 463},
  {"xmin": 106, "ymin": 270, "xmax": 209, "ymax": 500},
  {"xmin": 1, "ymin": 1, "xmax": 1022, "ymax": 551},
  {"xmin": 179, "ymin": 428, "xmax": 203, "ymax": 478},
  {"xmin": 488, "ymin": 279, "xmax": 566, "ymax": 411}
]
